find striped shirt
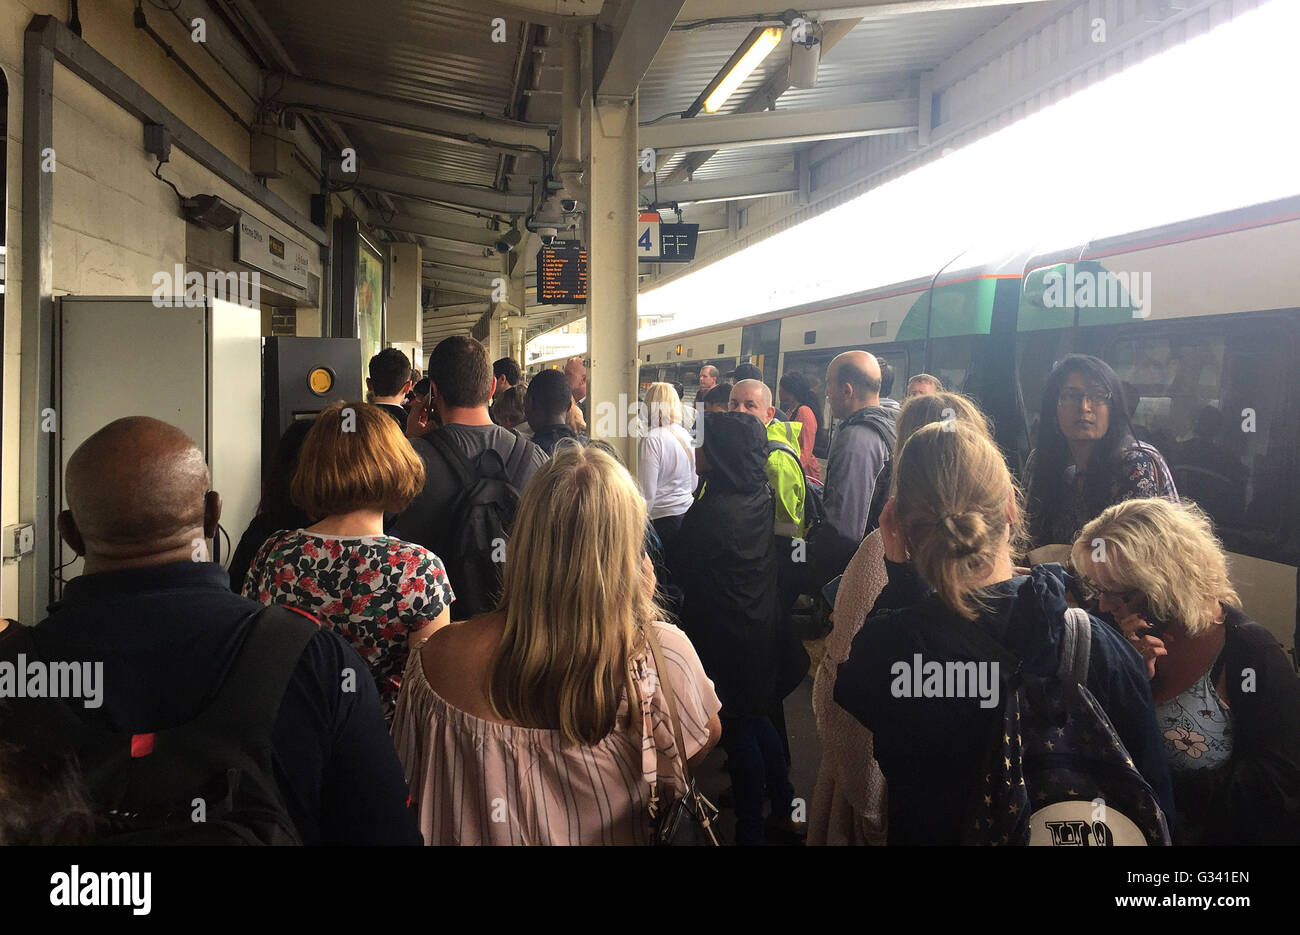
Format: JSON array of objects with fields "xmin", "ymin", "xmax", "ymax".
[{"xmin": 391, "ymin": 621, "xmax": 721, "ymax": 845}]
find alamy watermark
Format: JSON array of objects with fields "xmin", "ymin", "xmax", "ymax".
[
  {"xmin": 151, "ymin": 264, "xmax": 261, "ymax": 308},
  {"xmin": 592, "ymin": 395, "xmax": 706, "ymax": 445},
  {"xmin": 0, "ymin": 655, "xmax": 103, "ymax": 708},
  {"xmin": 1043, "ymin": 263, "xmax": 1151, "ymax": 318},
  {"xmin": 890, "ymin": 653, "xmax": 1000, "ymax": 709}
]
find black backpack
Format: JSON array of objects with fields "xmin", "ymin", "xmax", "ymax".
[
  {"xmin": 425, "ymin": 429, "xmax": 531, "ymax": 620},
  {"xmin": 932, "ymin": 603, "xmax": 1171, "ymax": 846},
  {"xmin": 0, "ymin": 605, "xmax": 319, "ymax": 844}
]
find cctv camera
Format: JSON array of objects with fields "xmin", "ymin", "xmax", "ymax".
[
  {"xmin": 560, "ymin": 198, "xmax": 584, "ymax": 213},
  {"xmin": 494, "ymin": 227, "xmax": 522, "ymax": 254},
  {"xmin": 538, "ymin": 227, "xmax": 558, "ymax": 245}
]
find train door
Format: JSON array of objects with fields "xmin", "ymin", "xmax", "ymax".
[
  {"xmin": 741, "ymin": 319, "xmax": 782, "ymax": 390},
  {"xmin": 1078, "ymin": 313, "xmax": 1300, "ymax": 654}
]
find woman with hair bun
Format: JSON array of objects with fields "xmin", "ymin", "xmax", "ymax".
[
  {"xmin": 810, "ymin": 391, "xmax": 990, "ymax": 845},
  {"xmin": 834, "ymin": 421, "xmax": 1173, "ymax": 844}
]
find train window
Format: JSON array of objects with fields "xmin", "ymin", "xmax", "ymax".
[
  {"xmin": 804, "ymin": 331, "xmax": 816, "ymax": 345},
  {"xmin": 928, "ymin": 336, "xmax": 978, "ymax": 395},
  {"xmin": 1015, "ymin": 330, "xmax": 1074, "ymax": 453},
  {"xmin": 717, "ymin": 343, "xmax": 725, "ymax": 354},
  {"xmin": 1102, "ymin": 325, "xmax": 1296, "ymax": 560}
]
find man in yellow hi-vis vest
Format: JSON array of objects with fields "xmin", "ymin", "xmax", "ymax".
[{"xmin": 729, "ymin": 379, "xmax": 808, "ymax": 551}]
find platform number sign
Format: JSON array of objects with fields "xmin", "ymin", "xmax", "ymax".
[{"xmin": 637, "ymin": 211, "xmax": 662, "ymax": 260}]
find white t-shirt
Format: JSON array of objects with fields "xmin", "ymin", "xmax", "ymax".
[{"xmin": 637, "ymin": 424, "xmax": 697, "ymax": 520}]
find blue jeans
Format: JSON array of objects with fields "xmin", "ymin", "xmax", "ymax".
[{"xmin": 721, "ymin": 715, "xmax": 795, "ymax": 845}]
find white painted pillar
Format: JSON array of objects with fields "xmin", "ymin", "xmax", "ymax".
[{"xmin": 581, "ymin": 25, "xmax": 639, "ymax": 468}]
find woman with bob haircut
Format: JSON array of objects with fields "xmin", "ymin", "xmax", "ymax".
[
  {"xmin": 1071, "ymin": 498, "xmax": 1300, "ymax": 844},
  {"xmin": 1025, "ymin": 354, "xmax": 1176, "ymax": 559},
  {"xmin": 245, "ymin": 402, "xmax": 454, "ymax": 718},
  {"xmin": 391, "ymin": 444, "xmax": 722, "ymax": 845},
  {"xmin": 811, "ymin": 391, "xmax": 990, "ymax": 845},
  {"xmin": 636, "ymin": 382, "xmax": 696, "ymax": 547},
  {"xmin": 835, "ymin": 420, "xmax": 1173, "ymax": 844}
]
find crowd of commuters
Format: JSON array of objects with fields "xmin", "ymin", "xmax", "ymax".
[{"xmin": 2, "ymin": 337, "xmax": 1296, "ymax": 847}]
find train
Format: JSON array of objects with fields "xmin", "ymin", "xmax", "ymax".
[{"xmin": 529, "ymin": 193, "xmax": 1300, "ymax": 657}]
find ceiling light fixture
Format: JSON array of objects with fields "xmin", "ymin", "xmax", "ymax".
[{"xmin": 704, "ymin": 27, "xmax": 783, "ymax": 114}]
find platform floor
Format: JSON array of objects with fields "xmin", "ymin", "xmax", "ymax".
[{"xmin": 693, "ymin": 660, "xmax": 823, "ymax": 846}]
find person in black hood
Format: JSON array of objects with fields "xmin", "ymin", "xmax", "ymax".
[
  {"xmin": 835, "ymin": 421, "xmax": 1174, "ymax": 845},
  {"xmin": 667, "ymin": 411, "xmax": 797, "ymax": 845}
]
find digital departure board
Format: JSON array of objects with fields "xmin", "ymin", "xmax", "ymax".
[{"xmin": 537, "ymin": 241, "xmax": 588, "ymax": 305}]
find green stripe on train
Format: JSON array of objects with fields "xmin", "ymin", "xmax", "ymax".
[
  {"xmin": 897, "ymin": 277, "xmax": 999, "ymax": 341},
  {"xmin": 1019, "ymin": 261, "xmax": 1142, "ymax": 331}
]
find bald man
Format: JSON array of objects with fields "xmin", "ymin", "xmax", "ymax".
[
  {"xmin": 20, "ymin": 417, "xmax": 420, "ymax": 844},
  {"xmin": 730, "ymin": 379, "xmax": 808, "ymax": 541},
  {"xmin": 815, "ymin": 351, "xmax": 898, "ymax": 588},
  {"xmin": 564, "ymin": 356, "xmax": 589, "ymax": 422}
]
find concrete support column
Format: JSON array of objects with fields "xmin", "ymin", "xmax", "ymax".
[
  {"xmin": 508, "ymin": 254, "xmax": 527, "ymax": 367},
  {"xmin": 581, "ymin": 25, "xmax": 639, "ymax": 467}
]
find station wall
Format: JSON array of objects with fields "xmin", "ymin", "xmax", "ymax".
[{"xmin": 0, "ymin": 0, "xmax": 354, "ymax": 618}]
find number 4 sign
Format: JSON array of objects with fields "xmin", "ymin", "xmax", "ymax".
[{"xmin": 637, "ymin": 211, "xmax": 661, "ymax": 260}]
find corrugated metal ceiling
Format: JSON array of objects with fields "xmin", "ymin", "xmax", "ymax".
[
  {"xmin": 257, "ymin": 0, "xmax": 524, "ymax": 190},
  {"xmin": 644, "ymin": 6, "xmax": 1019, "ymax": 184}
]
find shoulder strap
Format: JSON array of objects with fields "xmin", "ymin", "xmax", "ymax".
[
  {"xmin": 503, "ymin": 432, "xmax": 530, "ymax": 484},
  {"xmin": 1058, "ymin": 607, "xmax": 1093, "ymax": 684},
  {"xmin": 766, "ymin": 438, "xmax": 802, "ymax": 474},
  {"xmin": 425, "ymin": 429, "xmax": 477, "ymax": 490},
  {"xmin": 924, "ymin": 595, "xmax": 1021, "ymax": 676},
  {"xmin": 644, "ymin": 624, "xmax": 695, "ymax": 787},
  {"xmin": 192, "ymin": 604, "xmax": 320, "ymax": 737}
]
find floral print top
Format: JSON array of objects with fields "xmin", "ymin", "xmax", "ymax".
[
  {"xmin": 1156, "ymin": 663, "xmax": 1233, "ymax": 773},
  {"xmin": 245, "ymin": 530, "xmax": 455, "ymax": 718},
  {"xmin": 1029, "ymin": 441, "xmax": 1178, "ymax": 546}
]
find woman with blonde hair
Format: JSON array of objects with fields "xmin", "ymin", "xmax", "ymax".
[
  {"xmin": 245, "ymin": 402, "xmax": 454, "ymax": 719},
  {"xmin": 835, "ymin": 421, "xmax": 1173, "ymax": 844},
  {"xmin": 391, "ymin": 444, "xmax": 722, "ymax": 845},
  {"xmin": 809, "ymin": 391, "xmax": 988, "ymax": 845},
  {"xmin": 1071, "ymin": 498, "xmax": 1300, "ymax": 844},
  {"xmin": 636, "ymin": 382, "xmax": 696, "ymax": 547}
]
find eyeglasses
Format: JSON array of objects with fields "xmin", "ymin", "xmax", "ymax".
[
  {"xmin": 1058, "ymin": 388, "xmax": 1112, "ymax": 408},
  {"xmin": 1077, "ymin": 577, "xmax": 1140, "ymax": 605}
]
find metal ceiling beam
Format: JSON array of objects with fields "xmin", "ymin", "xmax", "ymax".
[
  {"xmin": 594, "ymin": 0, "xmax": 688, "ymax": 103},
  {"xmin": 426, "ymin": 0, "xmax": 603, "ymax": 29},
  {"xmin": 663, "ymin": 17, "xmax": 861, "ymax": 185},
  {"xmin": 422, "ymin": 248, "xmax": 501, "ymax": 273},
  {"xmin": 269, "ymin": 73, "xmax": 553, "ymax": 155},
  {"xmin": 675, "ymin": 0, "xmax": 1055, "ymax": 23},
  {"xmin": 930, "ymin": 0, "xmax": 1075, "ymax": 91},
  {"xmin": 358, "ymin": 207, "xmax": 504, "ymax": 250},
  {"xmin": 334, "ymin": 166, "xmax": 532, "ymax": 215},
  {"xmin": 640, "ymin": 99, "xmax": 916, "ymax": 152},
  {"xmin": 642, "ymin": 171, "xmax": 799, "ymax": 205},
  {"xmin": 423, "ymin": 265, "xmax": 498, "ymax": 289}
]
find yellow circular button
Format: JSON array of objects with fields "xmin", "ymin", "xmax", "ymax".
[{"xmin": 307, "ymin": 367, "xmax": 334, "ymax": 395}]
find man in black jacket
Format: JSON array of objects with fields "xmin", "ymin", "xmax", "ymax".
[{"xmin": 10, "ymin": 416, "xmax": 420, "ymax": 845}]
